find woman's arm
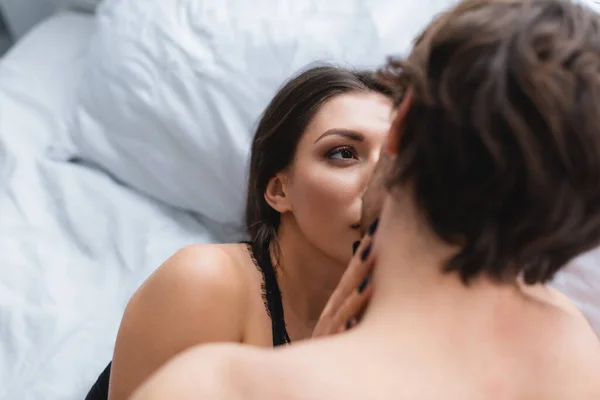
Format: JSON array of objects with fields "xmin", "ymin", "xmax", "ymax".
[{"xmin": 108, "ymin": 245, "xmax": 247, "ymax": 400}]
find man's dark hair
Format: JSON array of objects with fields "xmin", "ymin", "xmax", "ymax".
[{"xmin": 379, "ymin": 0, "xmax": 600, "ymax": 285}]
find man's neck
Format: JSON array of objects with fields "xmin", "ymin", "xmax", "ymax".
[
  {"xmin": 361, "ymin": 194, "xmax": 520, "ymax": 335},
  {"xmin": 275, "ymin": 220, "xmax": 348, "ymax": 339}
]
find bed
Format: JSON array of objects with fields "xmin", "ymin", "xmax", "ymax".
[
  {"xmin": 0, "ymin": 1, "xmax": 599, "ymax": 400},
  {"xmin": 0, "ymin": 8, "xmax": 218, "ymax": 400}
]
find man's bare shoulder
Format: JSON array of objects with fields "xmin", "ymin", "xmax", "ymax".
[
  {"xmin": 129, "ymin": 343, "xmax": 264, "ymax": 400},
  {"xmin": 549, "ymin": 312, "xmax": 600, "ymax": 398},
  {"xmin": 524, "ymin": 286, "xmax": 600, "ymax": 398},
  {"xmin": 528, "ymin": 328, "xmax": 599, "ymax": 399},
  {"xmin": 129, "ymin": 339, "xmax": 345, "ymax": 400}
]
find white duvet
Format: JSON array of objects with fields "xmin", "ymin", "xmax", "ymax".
[{"xmin": 0, "ymin": 12, "xmax": 217, "ymax": 400}]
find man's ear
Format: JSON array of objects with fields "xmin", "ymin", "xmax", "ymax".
[
  {"xmin": 264, "ymin": 173, "xmax": 292, "ymax": 213},
  {"xmin": 385, "ymin": 88, "xmax": 414, "ymax": 156}
]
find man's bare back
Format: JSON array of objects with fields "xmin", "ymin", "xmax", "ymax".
[{"xmin": 132, "ymin": 283, "xmax": 600, "ymax": 400}]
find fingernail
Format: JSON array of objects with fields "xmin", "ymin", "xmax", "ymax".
[
  {"xmin": 368, "ymin": 218, "xmax": 379, "ymax": 236},
  {"xmin": 360, "ymin": 244, "xmax": 372, "ymax": 261},
  {"xmin": 352, "ymin": 241, "xmax": 360, "ymax": 255},
  {"xmin": 345, "ymin": 318, "xmax": 357, "ymax": 330},
  {"xmin": 357, "ymin": 274, "xmax": 371, "ymax": 293}
]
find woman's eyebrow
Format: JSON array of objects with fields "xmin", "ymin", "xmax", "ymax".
[{"xmin": 314, "ymin": 129, "xmax": 364, "ymax": 144}]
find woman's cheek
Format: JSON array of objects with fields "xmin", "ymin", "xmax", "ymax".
[{"xmin": 295, "ymin": 168, "xmax": 361, "ymax": 228}]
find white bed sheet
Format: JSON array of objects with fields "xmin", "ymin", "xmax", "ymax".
[{"xmin": 0, "ymin": 12, "xmax": 218, "ymax": 400}]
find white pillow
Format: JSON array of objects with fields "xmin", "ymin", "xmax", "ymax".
[{"xmin": 56, "ymin": 0, "xmax": 458, "ymax": 232}]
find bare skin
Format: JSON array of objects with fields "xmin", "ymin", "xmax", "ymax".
[
  {"xmin": 129, "ymin": 92, "xmax": 600, "ymax": 400},
  {"xmin": 130, "ymin": 184, "xmax": 600, "ymax": 400},
  {"xmin": 107, "ymin": 92, "xmax": 392, "ymax": 400}
]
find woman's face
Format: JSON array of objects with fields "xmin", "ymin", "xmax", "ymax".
[{"xmin": 284, "ymin": 91, "xmax": 392, "ymax": 263}]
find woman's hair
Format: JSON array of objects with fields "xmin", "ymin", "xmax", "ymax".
[
  {"xmin": 246, "ymin": 65, "xmax": 392, "ymax": 269},
  {"xmin": 379, "ymin": 0, "xmax": 600, "ymax": 285}
]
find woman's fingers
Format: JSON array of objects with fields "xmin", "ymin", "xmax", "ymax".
[
  {"xmin": 319, "ymin": 237, "xmax": 373, "ymax": 321},
  {"xmin": 328, "ymin": 218, "xmax": 379, "ymax": 311},
  {"xmin": 334, "ymin": 279, "xmax": 375, "ymax": 333},
  {"xmin": 312, "ymin": 258, "xmax": 374, "ymax": 337},
  {"xmin": 312, "ymin": 218, "xmax": 379, "ymax": 338}
]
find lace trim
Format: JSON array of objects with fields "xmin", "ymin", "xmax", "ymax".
[
  {"xmin": 244, "ymin": 242, "xmax": 291, "ymax": 345},
  {"xmin": 245, "ymin": 243, "xmax": 271, "ymax": 318}
]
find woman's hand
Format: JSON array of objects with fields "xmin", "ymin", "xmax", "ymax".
[{"xmin": 312, "ymin": 219, "xmax": 378, "ymax": 337}]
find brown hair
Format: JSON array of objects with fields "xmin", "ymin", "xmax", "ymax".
[
  {"xmin": 379, "ymin": 0, "xmax": 600, "ymax": 284},
  {"xmin": 245, "ymin": 65, "xmax": 391, "ymax": 340}
]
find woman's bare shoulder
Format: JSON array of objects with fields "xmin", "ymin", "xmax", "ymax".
[
  {"xmin": 135, "ymin": 244, "xmax": 243, "ymax": 302},
  {"xmin": 134, "ymin": 243, "xmax": 252, "ymax": 327},
  {"xmin": 150, "ymin": 244, "xmax": 248, "ymax": 290},
  {"xmin": 109, "ymin": 244, "xmax": 252, "ymax": 399}
]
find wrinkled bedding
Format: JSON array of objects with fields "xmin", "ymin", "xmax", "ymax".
[{"xmin": 0, "ymin": 12, "xmax": 217, "ymax": 400}]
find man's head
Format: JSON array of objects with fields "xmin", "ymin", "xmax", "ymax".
[{"xmin": 375, "ymin": 0, "xmax": 600, "ymax": 284}]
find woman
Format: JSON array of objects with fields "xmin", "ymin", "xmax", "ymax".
[
  {"xmin": 130, "ymin": 1, "xmax": 600, "ymax": 399},
  {"xmin": 85, "ymin": 65, "xmax": 394, "ymax": 400}
]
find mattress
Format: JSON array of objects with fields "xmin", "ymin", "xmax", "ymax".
[{"xmin": 0, "ymin": 12, "xmax": 218, "ymax": 400}]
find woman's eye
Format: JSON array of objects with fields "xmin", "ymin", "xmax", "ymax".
[{"xmin": 327, "ymin": 147, "xmax": 358, "ymax": 160}]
